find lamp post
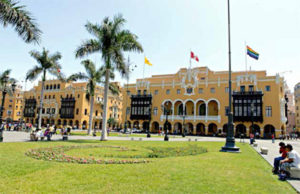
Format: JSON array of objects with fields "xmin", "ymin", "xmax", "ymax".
[
  {"xmin": 182, "ymin": 109, "xmax": 186, "ymax": 137},
  {"xmin": 124, "ymin": 57, "xmax": 137, "ymax": 134},
  {"xmin": 0, "ymin": 75, "xmax": 16, "ymax": 142},
  {"xmin": 161, "ymin": 102, "xmax": 172, "ymax": 141},
  {"xmin": 221, "ymin": 0, "xmax": 240, "ymax": 152},
  {"xmin": 251, "ymin": 102, "xmax": 255, "ymax": 141}
]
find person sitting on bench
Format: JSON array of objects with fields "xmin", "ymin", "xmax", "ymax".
[
  {"xmin": 280, "ymin": 144, "xmax": 300, "ymax": 177},
  {"xmin": 272, "ymin": 142, "xmax": 287, "ymax": 174}
]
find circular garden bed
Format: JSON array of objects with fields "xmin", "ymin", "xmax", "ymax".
[{"xmin": 25, "ymin": 144, "xmax": 207, "ymax": 165}]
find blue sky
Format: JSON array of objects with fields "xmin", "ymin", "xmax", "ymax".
[{"xmin": 0, "ymin": 0, "xmax": 299, "ymax": 90}]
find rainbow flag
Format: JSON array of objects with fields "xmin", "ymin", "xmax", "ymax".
[{"xmin": 247, "ymin": 46, "xmax": 259, "ymax": 60}]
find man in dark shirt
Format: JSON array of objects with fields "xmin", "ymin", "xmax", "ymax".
[{"xmin": 273, "ymin": 142, "xmax": 287, "ymax": 174}]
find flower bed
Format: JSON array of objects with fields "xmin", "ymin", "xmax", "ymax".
[
  {"xmin": 25, "ymin": 144, "xmax": 207, "ymax": 164},
  {"xmin": 25, "ymin": 145, "xmax": 150, "ymax": 164}
]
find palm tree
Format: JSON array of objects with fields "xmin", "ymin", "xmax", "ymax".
[
  {"xmin": 68, "ymin": 59, "xmax": 119, "ymax": 135},
  {"xmin": 26, "ymin": 48, "xmax": 62, "ymax": 129},
  {"xmin": 75, "ymin": 14, "xmax": 143, "ymax": 141},
  {"xmin": 0, "ymin": 0, "xmax": 41, "ymax": 43}
]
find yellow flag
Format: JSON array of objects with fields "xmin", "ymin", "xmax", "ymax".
[{"xmin": 144, "ymin": 57, "xmax": 152, "ymax": 66}]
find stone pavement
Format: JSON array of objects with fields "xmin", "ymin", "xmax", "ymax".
[
  {"xmin": 253, "ymin": 139, "xmax": 300, "ymax": 192},
  {"xmin": 2, "ymin": 131, "xmax": 226, "ymax": 143}
]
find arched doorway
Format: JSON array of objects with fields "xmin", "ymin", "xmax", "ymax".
[
  {"xmin": 75, "ymin": 120, "xmax": 79, "ymax": 128},
  {"xmin": 174, "ymin": 122, "xmax": 182, "ymax": 134},
  {"xmin": 151, "ymin": 122, "xmax": 159, "ymax": 132},
  {"xmin": 235, "ymin": 124, "xmax": 246, "ymax": 137},
  {"xmin": 174, "ymin": 100, "xmax": 184, "ymax": 115},
  {"xmin": 69, "ymin": 120, "xmax": 73, "ymax": 126},
  {"xmin": 208, "ymin": 123, "xmax": 217, "ymax": 136},
  {"xmin": 63, "ymin": 120, "xmax": 67, "ymax": 126},
  {"xmin": 207, "ymin": 100, "xmax": 219, "ymax": 116},
  {"xmin": 264, "ymin": 124, "xmax": 275, "ymax": 139},
  {"xmin": 82, "ymin": 121, "xmax": 87, "ymax": 129},
  {"xmin": 142, "ymin": 121, "xmax": 149, "ymax": 132},
  {"xmin": 94, "ymin": 121, "xmax": 98, "ymax": 129},
  {"xmin": 250, "ymin": 124, "xmax": 260, "ymax": 135},
  {"xmin": 57, "ymin": 119, "xmax": 61, "ymax": 126},
  {"xmin": 186, "ymin": 123, "xmax": 193, "ymax": 135},
  {"xmin": 196, "ymin": 100, "xmax": 206, "ymax": 116},
  {"xmin": 196, "ymin": 123, "xmax": 205, "ymax": 136},
  {"xmin": 125, "ymin": 121, "xmax": 131, "ymax": 129},
  {"xmin": 133, "ymin": 121, "xmax": 139, "ymax": 129},
  {"xmin": 223, "ymin": 124, "xmax": 228, "ymax": 134},
  {"xmin": 185, "ymin": 101, "xmax": 194, "ymax": 116}
]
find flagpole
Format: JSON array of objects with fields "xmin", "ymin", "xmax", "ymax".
[
  {"xmin": 189, "ymin": 49, "xmax": 192, "ymax": 69},
  {"xmin": 245, "ymin": 41, "xmax": 248, "ymax": 75},
  {"xmin": 143, "ymin": 55, "xmax": 145, "ymax": 84}
]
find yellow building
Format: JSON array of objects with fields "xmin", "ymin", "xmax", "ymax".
[
  {"xmin": 122, "ymin": 66, "xmax": 287, "ymax": 138},
  {"xmin": 294, "ymin": 83, "xmax": 300, "ymax": 132},
  {"xmin": 0, "ymin": 86, "xmax": 24, "ymax": 123},
  {"xmin": 23, "ymin": 80, "xmax": 123, "ymax": 129}
]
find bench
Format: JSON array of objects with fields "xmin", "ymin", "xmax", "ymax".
[
  {"xmin": 289, "ymin": 167, "xmax": 300, "ymax": 179},
  {"xmin": 139, "ymin": 137, "xmax": 142, "ymax": 141},
  {"xmin": 30, "ymin": 133, "xmax": 38, "ymax": 141},
  {"xmin": 131, "ymin": 137, "xmax": 134, "ymax": 141},
  {"xmin": 253, "ymin": 142, "xmax": 258, "ymax": 147},
  {"xmin": 260, "ymin": 147, "xmax": 268, "ymax": 155}
]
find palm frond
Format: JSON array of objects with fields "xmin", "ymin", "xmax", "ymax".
[
  {"xmin": 117, "ymin": 30, "xmax": 143, "ymax": 52},
  {"xmin": 109, "ymin": 82, "xmax": 120, "ymax": 95},
  {"xmin": 25, "ymin": 65, "xmax": 43, "ymax": 81},
  {"xmin": 67, "ymin": 72, "xmax": 88, "ymax": 82},
  {"xmin": 75, "ymin": 39, "xmax": 100, "ymax": 58},
  {"xmin": 85, "ymin": 21, "xmax": 102, "ymax": 38},
  {"xmin": 81, "ymin": 59, "xmax": 96, "ymax": 78},
  {"xmin": 0, "ymin": 0, "xmax": 41, "ymax": 43}
]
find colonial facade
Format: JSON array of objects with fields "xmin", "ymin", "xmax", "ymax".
[
  {"xmin": 294, "ymin": 83, "xmax": 300, "ymax": 132},
  {"xmin": 23, "ymin": 80, "xmax": 123, "ymax": 129},
  {"xmin": 285, "ymin": 89, "xmax": 296, "ymax": 134},
  {"xmin": 122, "ymin": 66, "xmax": 287, "ymax": 138},
  {"xmin": 0, "ymin": 86, "xmax": 24, "ymax": 122}
]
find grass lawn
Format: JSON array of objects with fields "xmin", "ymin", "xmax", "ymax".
[{"xmin": 0, "ymin": 140, "xmax": 296, "ymax": 193}]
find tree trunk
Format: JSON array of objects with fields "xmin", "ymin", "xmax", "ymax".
[
  {"xmin": 38, "ymin": 70, "xmax": 46, "ymax": 130},
  {"xmin": 101, "ymin": 70, "xmax": 110, "ymax": 141},
  {"xmin": 88, "ymin": 95, "xmax": 94, "ymax": 135}
]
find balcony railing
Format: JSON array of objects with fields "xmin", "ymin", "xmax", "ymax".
[
  {"xmin": 160, "ymin": 115, "xmax": 221, "ymax": 123},
  {"xmin": 232, "ymin": 91, "xmax": 263, "ymax": 95}
]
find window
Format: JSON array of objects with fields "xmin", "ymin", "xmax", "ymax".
[
  {"xmin": 143, "ymin": 90, "xmax": 147, "ymax": 95},
  {"xmin": 210, "ymin": 88, "xmax": 215, "ymax": 93},
  {"xmin": 154, "ymin": 90, "xmax": 158, "ymax": 95},
  {"xmin": 200, "ymin": 77, "xmax": 205, "ymax": 80},
  {"xmin": 54, "ymin": 84, "xmax": 56, "ymax": 89},
  {"xmin": 8, "ymin": 105, "xmax": 12, "ymax": 108},
  {"xmin": 57, "ymin": 84, "xmax": 60, "ymax": 89},
  {"xmin": 240, "ymin": 86, "xmax": 245, "ymax": 92},
  {"xmin": 225, "ymin": 87, "xmax": 229, "ymax": 93},
  {"xmin": 177, "ymin": 89, "xmax": 181, "ymax": 94},
  {"xmin": 16, "ymin": 106, "xmax": 18, "ymax": 109},
  {"xmin": 49, "ymin": 95, "xmax": 51, "ymax": 99},
  {"xmin": 265, "ymin": 85, "xmax": 271, "ymax": 91},
  {"xmin": 153, "ymin": 107, "xmax": 158, "ymax": 116},
  {"xmin": 249, "ymin": 85, "xmax": 254, "ymax": 92},
  {"xmin": 9, "ymin": 99, "xmax": 12, "ymax": 102},
  {"xmin": 137, "ymin": 90, "xmax": 141, "ymax": 95},
  {"xmin": 7, "ymin": 110, "xmax": 12, "ymax": 115},
  {"xmin": 47, "ymin": 108, "xmax": 51, "ymax": 114},
  {"xmin": 126, "ymin": 107, "xmax": 130, "ymax": 115},
  {"xmin": 84, "ymin": 109, "xmax": 87, "ymax": 115},
  {"xmin": 76, "ymin": 108, "xmax": 79, "ymax": 115},
  {"xmin": 126, "ymin": 90, "xmax": 130, "ymax": 95},
  {"xmin": 166, "ymin": 89, "xmax": 170, "ymax": 94},
  {"xmin": 53, "ymin": 95, "xmax": 55, "ymax": 99},
  {"xmin": 198, "ymin": 88, "xmax": 203, "ymax": 94},
  {"xmin": 50, "ymin": 85, "xmax": 52, "ymax": 90},
  {"xmin": 95, "ymin": 110, "xmax": 98, "ymax": 116},
  {"xmin": 46, "ymin": 85, "xmax": 49, "ymax": 90},
  {"xmin": 52, "ymin": 108, "xmax": 55, "ymax": 114},
  {"xmin": 266, "ymin": 106, "xmax": 272, "ymax": 117},
  {"xmin": 44, "ymin": 95, "xmax": 47, "ymax": 99},
  {"xmin": 225, "ymin": 106, "xmax": 229, "ymax": 116}
]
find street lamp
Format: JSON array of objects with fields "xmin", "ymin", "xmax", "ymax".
[
  {"xmin": 0, "ymin": 76, "xmax": 16, "ymax": 142},
  {"xmin": 251, "ymin": 102, "xmax": 255, "ymax": 141},
  {"xmin": 161, "ymin": 102, "xmax": 172, "ymax": 141},
  {"xmin": 220, "ymin": 0, "xmax": 240, "ymax": 152},
  {"xmin": 124, "ymin": 57, "xmax": 137, "ymax": 134},
  {"xmin": 182, "ymin": 108, "xmax": 186, "ymax": 137}
]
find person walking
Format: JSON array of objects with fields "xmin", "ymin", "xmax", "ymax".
[{"xmin": 272, "ymin": 133, "xmax": 275, "ymax": 143}]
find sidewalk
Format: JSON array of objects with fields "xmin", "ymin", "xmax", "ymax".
[{"xmin": 252, "ymin": 139, "xmax": 300, "ymax": 192}]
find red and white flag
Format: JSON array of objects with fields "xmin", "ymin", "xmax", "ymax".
[{"xmin": 190, "ymin": 51, "xmax": 199, "ymax": 62}]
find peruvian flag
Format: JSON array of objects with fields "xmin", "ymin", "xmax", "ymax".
[{"xmin": 190, "ymin": 51, "xmax": 199, "ymax": 62}]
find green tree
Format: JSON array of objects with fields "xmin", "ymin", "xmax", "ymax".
[
  {"xmin": 67, "ymin": 59, "xmax": 119, "ymax": 135},
  {"xmin": 0, "ymin": 0, "xmax": 41, "ymax": 43},
  {"xmin": 75, "ymin": 14, "xmax": 143, "ymax": 140},
  {"xmin": 26, "ymin": 48, "xmax": 62, "ymax": 129}
]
